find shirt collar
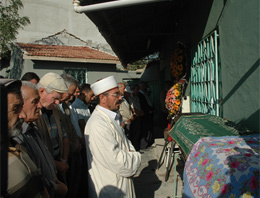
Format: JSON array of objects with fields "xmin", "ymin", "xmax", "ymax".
[
  {"xmin": 22, "ymin": 122, "xmax": 30, "ymax": 134},
  {"xmin": 96, "ymin": 105, "xmax": 119, "ymax": 121}
]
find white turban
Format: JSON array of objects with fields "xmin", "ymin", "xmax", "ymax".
[{"xmin": 91, "ymin": 76, "xmax": 118, "ymax": 95}]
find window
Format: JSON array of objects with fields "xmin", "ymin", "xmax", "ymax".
[
  {"xmin": 64, "ymin": 68, "xmax": 87, "ymax": 85},
  {"xmin": 190, "ymin": 30, "xmax": 221, "ymax": 116}
]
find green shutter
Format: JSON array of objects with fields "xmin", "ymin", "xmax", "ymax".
[{"xmin": 191, "ymin": 30, "xmax": 221, "ymax": 116}]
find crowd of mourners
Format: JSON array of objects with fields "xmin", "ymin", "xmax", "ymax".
[{"xmin": 1, "ymin": 71, "xmax": 158, "ymax": 198}]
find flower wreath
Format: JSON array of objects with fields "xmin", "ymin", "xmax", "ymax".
[
  {"xmin": 165, "ymin": 79, "xmax": 186, "ymax": 120},
  {"xmin": 170, "ymin": 43, "xmax": 187, "ymax": 79}
]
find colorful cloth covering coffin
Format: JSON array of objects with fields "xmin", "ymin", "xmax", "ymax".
[{"xmin": 183, "ymin": 134, "xmax": 260, "ymax": 198}]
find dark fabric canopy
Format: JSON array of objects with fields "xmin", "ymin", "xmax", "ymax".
[{"xmin": 82, "ymin": 0, "xmax": 189, "ymax": 66}]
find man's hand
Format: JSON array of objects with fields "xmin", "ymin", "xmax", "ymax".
[
  {"xmin": 55, "ymin": 160, "xmax": 69, "ymax": 173},
  {"xmin": 55, "ymin": 178, "xmax": 68, "ymax": 197},
  {"xmin": 126, "ymin": 119, "xmax": 131, "ymax": 124}
]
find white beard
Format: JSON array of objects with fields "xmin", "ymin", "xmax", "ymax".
[{"xmin": 9, "ymin": 119, "xmax": 24, "ymax": 138}]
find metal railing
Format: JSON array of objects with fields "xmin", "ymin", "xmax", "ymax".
[{"xmin": 190, "ymin": 30, "xmax": 221, "ymax": 116}]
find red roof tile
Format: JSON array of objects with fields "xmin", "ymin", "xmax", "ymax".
[{"xmin": 17, "ymin": 43, "xmax": 119, "ymax": 61}]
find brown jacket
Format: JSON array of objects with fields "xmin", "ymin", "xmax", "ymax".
[{"xmin": 35, "ymin": 107, "xmax": 64, "ymax": 158}]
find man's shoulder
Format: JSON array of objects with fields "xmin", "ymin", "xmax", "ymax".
[
  {"xmin": 8, "ymin": 145, "xmax": 41, "ymax": 181},
  {"xmin": 85, "ymin": 111, "xmax": 98, "ymax": 127},
  {"xmin": 85, "ymin": 111, "xmax": 112, "ymax": 136},
  {"xmin": 87, "ymin": 109, "xmax": 106, "ymax": 122},
  {"xmin": 119, "ymin": 101, "xmax": 125, "ymax": 108},
  {"xmin": 119, "ymin": 101, "xmax": 130, "ymax": 111},
  {"xmin": 71, "ymin": 98, "xmax": 83, "ymax": 108},
  {"xmin": 52, "ymin": 106, "xmax": 61, "ymax": 114},
  {"xmin": 8, "ymin": 147, "xmax": 45, "ymax": 197}
]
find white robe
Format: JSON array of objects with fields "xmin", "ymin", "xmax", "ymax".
[{"xmin": 85, "ymin": 105, "xmax": 141, "ymax": 198}]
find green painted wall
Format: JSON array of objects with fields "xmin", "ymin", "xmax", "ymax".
[
  {"xmin": 219, "ymin": 0, "xmax": 259, "ymax": 132},
  {"xmin": 189, "ymin": 0, "xmax": 259, "ymax": 132}
]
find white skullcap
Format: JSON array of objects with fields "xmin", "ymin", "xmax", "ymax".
[
  {"xmin": 39, "ymin": 72, "xmax": 68, "ymax": 93},
  {"xmin": 91, "ymin": 76, "xmax": 118, "ymax": 96}
]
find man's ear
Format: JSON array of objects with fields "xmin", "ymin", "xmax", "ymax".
[
  {"xmin": 99, "ymin": 94, "xmax": 106, "ymax": 104},
  {"xmin": 99, "ymin": 94, "xmax": 104, "ymax": 100},
  {"xmin": 81, "ymin": 91, "xmax": 86, "ymax": 97},
  {"xmin": 38, "ymin": 88, "xmax": 45, "ymax": 97}
]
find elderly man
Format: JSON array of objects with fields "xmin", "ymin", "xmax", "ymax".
[
  {"xmin": 118, "ymin": 83, "xmax": 134, "ymax": 137},
  {"xmin": 56, "ymin": 73, "xmax": 84, "ymax": 197},
  {"xmin": 35, "ymin": 72, "xmax": 70, "ymax": 184},
  {"xmin": 13, "ymin": 81, "xmax": 67, "ymax": 198},
  {"xmin": 85, "ymin": 76, "xmax": 141, "ymax": 198},
  {"xmin": 1, "ymin": 79, "xmax": 48, "ymax": 197}
]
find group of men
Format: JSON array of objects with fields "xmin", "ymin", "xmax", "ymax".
[
  {"xmin": 2, "ymin": 72, "xmax": 151, "ymax": 197},
  {"xmin": 118, "ymin": 82, "xmax": 155, "ymax": 151}
]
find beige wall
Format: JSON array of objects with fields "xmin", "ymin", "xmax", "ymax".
[{"xmin": 16, "ymin": 0, "xmax": 108, "ymax": 46}]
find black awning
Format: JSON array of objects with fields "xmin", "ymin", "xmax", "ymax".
[{"xmin": 81, "ymin": 0, "xmax": 189, "ymax": 66}]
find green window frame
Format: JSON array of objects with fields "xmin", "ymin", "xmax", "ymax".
[
  {"xmin": 190, "ymin": 30, "xmax": 221, "ymax": 116},
  {"xmin": 64, "ymin": 68, "xmax": 87, "ymax": 85}
]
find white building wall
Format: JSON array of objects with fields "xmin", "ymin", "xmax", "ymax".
[{"xmin": 16, "ymin": 0, "xmax": 108, "ymax": 46}]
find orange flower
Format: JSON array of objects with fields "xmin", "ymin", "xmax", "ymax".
[
  {"xmin": 175, "ymin": 99, "xmax": 181, "ymax": 106},
  {"xmin": 172, "ymin": 71, "xmax": 178, "ymax": 78},
  {"xmin": 177, "ymin": 64, "xmax": 183, "ymax": 71},
  {"xmin": 173, "ymin": 105, "xmax": 179, "ymax": 111},
  {"xmin": 170, "ymin": 45, "xmax": 186, "ymax": 79},
  {"xmin": 171, "ymin": 109, "xmax": 175, "ymax": 114},
  {"xmin": 178, "ymin": 56, "xmax": 183, "ymax": 63},
  {"xmin": 175, "ymin": 90, "xmax": 180, "ymax": 96},
  {"xmin": 172, "ymin": 52, "xmax": 178, "ymax": 59},
  {"xmin": 177, "ymin": 70, "xmax": 183, "ymax": 76}
]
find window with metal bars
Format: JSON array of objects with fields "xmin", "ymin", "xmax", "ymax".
[
  {"xmin": 64, "ymin": 68, "xmax": 87, "ymax": 85},
  {"xmin": 190, "ymin": 30, "xmax": 221, "ymax": 116}
]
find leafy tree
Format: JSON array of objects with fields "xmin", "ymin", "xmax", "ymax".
[
  {"xmin": 127, "ymin": 59, "xmax": 147, "ymax": 71},
  {"xmin": 127, "ymin": 52, "xmax": 159, "ymax": 71},
  {"xmin": 0, "ymin": 0, "xmax": 30, "ymax": 58}
]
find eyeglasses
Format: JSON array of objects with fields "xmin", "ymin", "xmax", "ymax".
[{"xmin": 106, "ymin": 93, "xmax": 121, "ymax": 98}]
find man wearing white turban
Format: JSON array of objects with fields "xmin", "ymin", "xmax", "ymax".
[{"xmin": 85, "ymin": 76, "xmax": 141, "ymax": 198}]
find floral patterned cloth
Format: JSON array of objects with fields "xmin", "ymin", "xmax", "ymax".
[{"xmin": 183, "ymin": 134, "xmax": 260, "ymax": 198}]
